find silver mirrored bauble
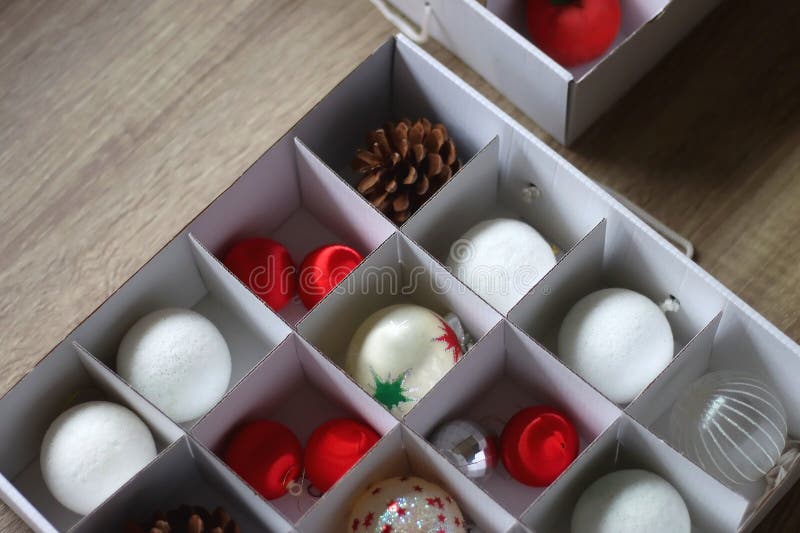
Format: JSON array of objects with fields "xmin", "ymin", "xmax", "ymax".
[
  {"xmin": 430, "ymin": 419, "xmax": 497, "ymax": 480},
  {"xmin": 669, "ymin": 370, "xmax": 788, "ymax": 485}
]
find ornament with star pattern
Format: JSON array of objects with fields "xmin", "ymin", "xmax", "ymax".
[
  {"xmin": 345, "ymin": 304, "xmax": 464, "ymax": 417},
  {"xmin": 346, "ymin": 475, "xmax": 465, "ymax": 533}
]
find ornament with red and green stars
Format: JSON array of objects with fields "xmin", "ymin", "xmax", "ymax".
[
  {"xmin": 345, "ymin": 304, "xmax": 466, "ymax": 417},
  {"xmin": 347, "ymin": 475, "xmax": 466, "ymax": 532}
]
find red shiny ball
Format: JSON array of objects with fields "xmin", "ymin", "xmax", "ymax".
[
  {"xmin": 526, "ymin": 0, "xmax": 621, "ymax": 67},
  {"xmin": 223, "ymin": 420, "xmax": 302, "ymax": 500},
  {"xmin": 298, "ymin": 244, "xmax": 363, "ymax": 309},
  {"xmin": 500, "ymin": 406, "xmax": 579, "ymax": 486},
  {"xmin": 304, "ymin": 418, "xmax": 379, "ymax": 492},
  {"xmin": 223, "ymin": 238, "xmax": 296, "ymax": 311}
]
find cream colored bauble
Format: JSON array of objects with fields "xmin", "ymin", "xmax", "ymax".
[
  {"xmin": 571, "ymin": 469, "xmax": 691, "ymax": 533},
  {"xmin": 558, "ymin": 288, "xmax": 674, "ymax": 404},
  {"xmin": 446, "ymin": 218, "xmax": 556, "ymax": 313},
  {"xmin": 345, "ymin": 304, "xmax": 463, "ymax": 416}
]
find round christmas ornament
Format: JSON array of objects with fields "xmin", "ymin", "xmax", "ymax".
[
  {"xmin": 430, "ymin": 419, "xmax": 498, "ymax": 480},
  {"xmin": 446, "ymin": 218, "xmax": 557, "ymax": 314},
  {"xmin": 223, "ymin": 420, "xmax": 303, "ymax": 500},
  {"xmin": 571, "ymin": 469, "xmax": 691, "ymax": 533},
  {"xmin": 500, "ymin": 406, "xmax": 579, "ymax": 486},
  {"xmin": 223, "ymin": 237, "xmax": 296, "ymax": 311},
  {"xmin": 117, "ymin": 307, "xmax": 232, "ymax": 423},
  {"xmin": 305, "ymin": 418, "xmax": 380, "ymax": 493},
  {"xmin": 298, "ymin": 244, "xmax": 363, "ymax": 309},
  {"xmin": 345, "ymin": 304, "xmax": 464, "ymax": 417},
  {"xmin": 351, "ymin": 118, "xmax": 461, "ymax": 224},
  {"xmin": 40, "ymin": 401, "xmax": 157, "ymax": 515},
  {"xmin": 347, "ymin": 475, "xmax": 465, "ymax": 532},
  {"xmin": 526, "ymin": 0, "xmax": 622, "ymax": 67},
  {"xmin": 558, "ymin": 288, "xmax": 675, "ymax": 404},
  {"xmin": 670, "ymin": 370, "xmax": 788, "ymax": 485}
]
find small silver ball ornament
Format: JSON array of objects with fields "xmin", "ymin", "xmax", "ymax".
[{"xmin": 430, "ymin": 419, "xmax": 497, "ymax": 480}]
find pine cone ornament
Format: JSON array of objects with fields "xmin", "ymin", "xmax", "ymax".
[
  {"xmin": 123, "ymin": 504, "xmax": 240, "ymax": 533},
  {"xmin": 352, "ymin": 118, "xmax": 461, "ymax": 224}
]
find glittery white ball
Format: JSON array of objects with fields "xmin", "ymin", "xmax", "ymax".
[
  {"xmin": 571, "ymin": 469, "xmax": 691, "ymax": 533},
  {"xmin": 347, "ymin": 476, "xmax": 465, "ymax": 533},
  {"xmin": 446, "ymin": 218, "xmax": 556, "ymax": 313},
  {"xmin": 345, "ymin": 304, "xmax": 463, "ymax": 417},
  {"xmin": 117, "ymin": 307, "xmax": 232, "ymax": 423},
  {"xmin": 558, "ymin": 288, "xmax": 674, "ymax": 404},
  {"xmin": 40, "ymin": 401, "xmax": 157, "ymax": 516}
]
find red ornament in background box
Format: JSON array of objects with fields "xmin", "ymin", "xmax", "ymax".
[
  {"xmin": 223, "ymin": 238, "xmax": 296, "ymax": 311},
  {"xmin": 223, "ymin": 420, "xmax": 303, "ymax": 500},
  {"xmin": 298, "ymin": 244, "xmax": 363, "ymax": 309},
  {"xmin": 304, "ymin": 418, "xmax": 379, "ymax": 492},
  {"xmin": 526, "ymin": 0, "xmax": 621, "ymax": 67},
  {"xmin": 500, "ymin": 406, "xmax": 579, "ymax": 486}
]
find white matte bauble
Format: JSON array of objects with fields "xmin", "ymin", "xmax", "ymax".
[
  {"xmin": 571, "ymin": 469, "xmax": 691, "ymax": 533},
  {"xmin": 40, "ymin": 401, "xmax": 157, "ymax": 516},
  {"xmin": 347, "ymin": 476, "xmax": 465, "ymax": 533},
  {"xmin": 345, "ymin": 304, "xmax": 463, "ymax": 417},
  {"xmin": 446, "ymin": 218, "xmax": 556, "ymax": 313},
  {"xmin": 117, "ymin": 307, "xmax": 232, "ymax": 423},
  {"xmin": 558, "ymin": 288, "xmax": 674, "ymax": 404}
]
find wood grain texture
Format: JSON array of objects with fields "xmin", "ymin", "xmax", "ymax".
[{"xmin": 0, "ymin": 0, "xmax": 796, "ymax": 531}]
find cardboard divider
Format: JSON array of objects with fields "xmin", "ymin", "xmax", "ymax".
[
  {"xmin": 0, "ymin": 341, "xmax": 182, "ymax": 532},
  {"xmin": 521, "ymin": 416, "xmax": 749, "ymax": 533},
  {"xmin": 297, "ymin": 232, "xmax": 501, "ymax": 374},
  {"xmin": 294, "ymin": 35, "xmax": 497, "ymax": 187},
  {"xmin": 508, "ymin": 216, "xmax": 724, "ymax": 406},
  {"xmin": 191, "ymin": 333, "xmax": 397, "ymax": 524},
  {"xmin": 189, "ymin": 134, "xmax": 396, "ymax": 326},
  {"xmin": 72, "ymin": 437, "xmax": 294, "ymax": 533},
  {"xmin": 404, "ymin": 321, "xmax": 620, "ymax": 517},
  {"xmin": 68, "ymin": 232, "xmax": 291, "ymax": 429},
  {"xmin": 297, "ymin": 425, "xmax": 519, "ymax": 533}
]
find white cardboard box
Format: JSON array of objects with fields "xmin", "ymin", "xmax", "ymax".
[
  {"xmin": 0, "ymin": 35, "xmax": 797, "ymax": 533},
  {"xmin": 384, "ymin": 0, "xmax": 724, "ymax": 144}
]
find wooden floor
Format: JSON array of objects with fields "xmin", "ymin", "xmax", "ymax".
[{"xmin": 0, "ymin": 0, "xmax": 797, "ymax": 530}]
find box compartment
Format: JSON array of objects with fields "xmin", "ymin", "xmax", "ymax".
[
  {"xmin": 0, "ymin": 341, "xmax": 182, "ymax": 532},
  {"xmin": 405, "ymin": 321, "xmax": 619, "ymax": 517},
  {"xmin": 72, "ymin": 437, "xmax": 294, "ymax": 533},
  {"xmin": 192, "ymin": 333, "xmax": 397, "ymax": 524},
  {"xmin": 68, "ymin": 232, "xmax": 291, "ymax": 428},
  {"xmin": 189, "ymin": 137, "xmax": 396, "ymax": 324}
]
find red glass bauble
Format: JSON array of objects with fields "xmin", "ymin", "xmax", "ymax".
[
  {"xmin": 223, "ymin": 238, "xmax": 296, "ymax": 311},
  {"xmin": 304, "ymin": 418, "xmax": 379, "ymax": 492},
  {"xmin": 223, "ymin": 420, "xmax": 302, "ymax": 500},
  {"xmin": 298, "ymin": 244, "xmax": 363, "ymax": 309},
  {"xmin": 500, "ymin": 406, "xmax": 579, "ymax": 486}
]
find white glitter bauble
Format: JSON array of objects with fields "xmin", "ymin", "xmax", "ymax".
[
  {"xmin": 558, "ymin": 288, "xmax": 674, "ymax": 404},
  {"xmin": 40, "ymin": 401, "xmax": 157, "ymax": 515},
  {"xmin": 117, "ymin": 307, "xmax": 232, "ymax": 423},
  {"xmin": 670, "ymin": 370, "xmax": 788, "ymax": 485},
  {"xmin": 446, "ymin": 218, "xmax": 556, "ymax": 313},
  {"xmin": 571, "ymin": 469, "xmax": 691, "ymax": 533},
  {"xmin": 345, "ymin": 304, "xmax": 463, "ymax": 417},
  {"xmin": 347, "ymin": 476, "xmax": 465, "ymax": 533}
]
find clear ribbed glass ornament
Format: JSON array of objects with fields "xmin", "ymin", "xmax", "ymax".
[{"xmin": 670, "ymin": 370, "xmax": 788, "ymax": 485}]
